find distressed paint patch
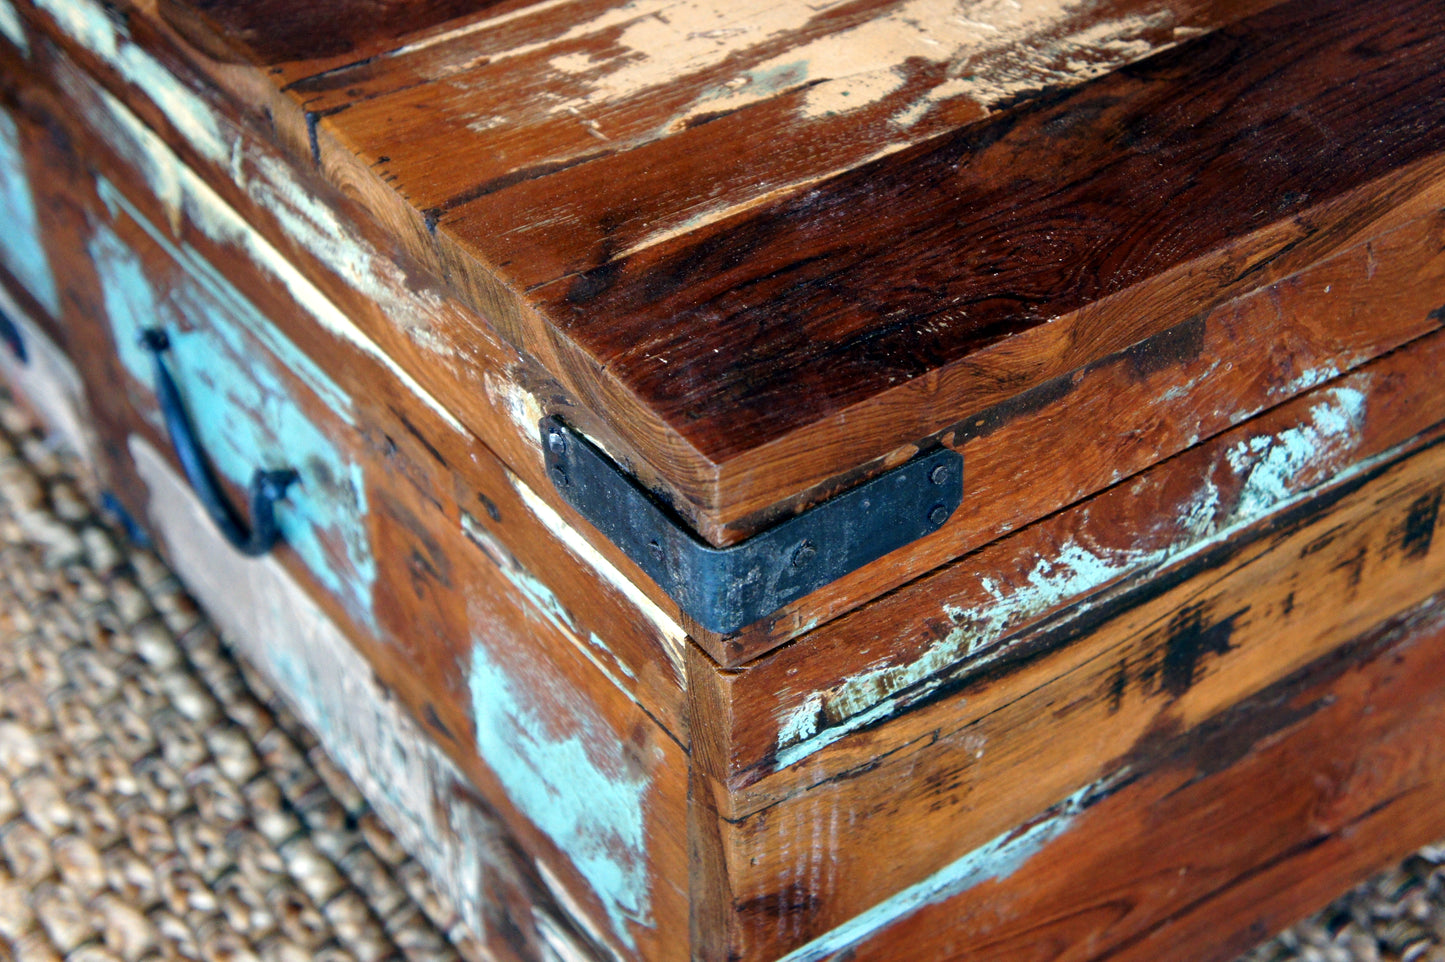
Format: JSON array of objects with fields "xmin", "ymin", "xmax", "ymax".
[
  {"xmin": 484, "ymin": 371, "xmax": 544, "ymax": 450},
  {"xmin": 460, "ymin": 510, "xmax": 641, "ymax": 706},
  {"xmin": 774, "ymin": 385, "xmax": 1370, "ymax": 767},
  {"xmin": 44, "ymin": 40, "xmax": 468, "ymax": 435},
  {"xmin": 507, "ymin": 471, "xmax": 688, "ymax": 676},
  {"xmin": 89, "ymin": 216, "xmax": 377, "ymax": 630},
  {"xmin": 42, "ymin": 0, "xmax": 466, "ymax": 363},
  {"xmin": 0, "ymin": 112, "xmax": 60, "ymax": 316},
  {"xmin": 775, "ymin": 776, "xmax": 1115, "ymax": 962},
  {"xmin": 469, "ymin": 628, "xmax": 652, "ymax": 951},
  {"xmin": 128, "ymin": 438, "xmax": 492, "ymax": 937},
  {"xmin": 533, "ymin": 0, "xmax": 1181, "ymax": 129},
  {"xmin": 0, "ymin": 0, "xmax": 26, "ymax": 53},
  {"xmin": 1226, "ymin": 385, "xmax": 1366, "ymax": 516},
  {"xmin": 34, "ymin": 0, "xmax": 229, "ymax": 164},
  {"xmin": 0, "ymin": 287, "xmax": 97, "ymax": 467}
]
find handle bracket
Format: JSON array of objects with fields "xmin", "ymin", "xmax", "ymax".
[{"xmin": 140, "ymin": 328, "xmax": 297, "ymax": 557}]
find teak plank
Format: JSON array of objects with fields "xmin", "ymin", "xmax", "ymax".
[
  {"xmin": 709, "ymin": 202, "xmax": 1445, "ymax": 662},
  {"xmin": 528, "ymin": 0, "xmax": 1445, "ymax": 526},
  {"xmin": 25, "ymin": 0, "xmax": 1442, "ymax": 550},
  {"xmin": 692, "ymin": 429, "xmax": 1445, "ymax": 960},
  {"xmin": 0, "ymin": 62, "xmax": 689, "ymax": 957},
  {"xmin": 719, "ymin": 326, "xmax": 1445, "ymax": 779},
  {"xmin": 788, "ymin": 593, "xmax": 1445, "ymax": 962}
]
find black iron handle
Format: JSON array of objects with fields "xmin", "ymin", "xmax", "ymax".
[
  {"xmin": 139, "ymin": 328, "xmax": 297, "ymax": 557},
  {"xmin": 0, "ymin": 307, "xmax": 25, "ymax": 364}
]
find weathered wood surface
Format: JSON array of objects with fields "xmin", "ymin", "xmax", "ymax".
[
  {"xmin": 18, "ymin": 0, "xmax": 1445, "ymax": 554},
  {"xmin": 0, "ymin": 59, "xmax": 689, "ymax": 958},
  {"xmin": 714, "ymin": 203, "xmax": 1445, "ymax": 663},
  {"xmin": 720, "ymin": 326, "xmax": 1445, "ymax": 781},
  {"xmin": 771, "ymin": 592, "xmax": 1445, "ymax": 961},
  {"xmin": 3, "ymin": 34, "xmax": 692, "ymax": 731},
  {"xmin": 10, "ymin": 2, "xmax": 1445, "ymax": 659},
  {"xmin": 690, "ymin": 418, "xmax": 1445, "ymax": 959}
]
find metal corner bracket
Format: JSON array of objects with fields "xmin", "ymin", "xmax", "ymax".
[{"xmin": 541, "ymin": 417, "xmax": 963, "ymax": 635}]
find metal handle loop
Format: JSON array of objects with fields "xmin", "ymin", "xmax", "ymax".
[
  {"xmin": 139, "ymin": 327, "xmax": 297, "ymax": 557},
  {"xmin": 0, "ymin": 307, "xmax": 26, "ymax": 363}
]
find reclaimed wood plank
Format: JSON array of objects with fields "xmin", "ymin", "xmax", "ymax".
[
  {"xmin": 530, "ymin": 0, "xmax": 1445, "ymax": 530},
  {"xmin": 690, "ymin": 425, "xmax": 1445, "ymax": 959},
  {"xmin": 769, "ymin": 592, "xmax": 1445, "ymax": 962},
  {"xmin": 708, "ymin": 203, "xmax": 1445, "ymax": 662},
  {"xmin": 30, "ymin": 0, "xmax": 1423, "ymax": 549},
  {"xmin": 22, "ymin": 0, "xmax": 1445, "ymax": 667},
  {"xmin": 717, "ymin": 327, "xmax": 1445, "ymax": 779},
  {"xmin": 2, "ymin": 41, "xmax": 695, "ymax": 731},
  {"xmin": 2, "ymin": 68, "xmax": 691, "ymax": 958}
]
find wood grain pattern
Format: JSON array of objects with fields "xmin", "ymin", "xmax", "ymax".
[
  {"xmin": 39, "ymin": 0, "xmax": 1439, "ymax": 544},
  {"xmin": 690, "ymin": 426, "xmax": 1445, "ymax": 960},
  {"xmin": 716, "ymin": 327, "xmax": 1445, "ymax": 780},
  {"xmin": 31, "ymin": 0, "xmax": 1433, "ymax": 548},
  {"xmin": 1, "ymin": 63, "xmax": 689, "ymax": 958},
  {"xmin": 16, "ymin": 0, "xmax": 1445, "ymax": 662},
  {"xmin": 708, "ymin": 202, "xmax": 1445, "ymax": 662},
  {"xmin": 532, "ymin": 0, "xmax": 1445, "ymax": 527},
  {"xmin": 785, "ymin": 592, "xmax": 1445, "ymax": 961},
  {"xmin": 4, "ymin": 36, "xmax": 699, "ymax": 717}
]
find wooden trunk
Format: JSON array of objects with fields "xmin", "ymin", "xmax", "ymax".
[{"xmin": 1, "ymin": 0, "xmax": 1444, "ymax": 958}]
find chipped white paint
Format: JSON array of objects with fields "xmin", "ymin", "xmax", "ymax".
[
  {"xmin": 485, "ymin": 371, "xmax": 545, "ymax": 448},
  {"xmin": 35, "ymin": 0, "xmax": 228, "ymax": 165},
  {"xmin": 128, "ymin": 437, "xmax": 492, "ymax": 937},
  {"xmin": 1226, "ymin": 385, "xmax": 1366, "ymax": 517},
  {"xmin": 507, "ymin": 471, "xmax": 688, "ymax": 675},
  {"xmin": 0, "ymin": 0, "xmax": 26, "ymax": 53},
  {"xmin": 39, "ymin": 0, "xmax": 476, "ymax": 433},
  {"xmin": 0, "ymin": 288, "xmax": 99, "ymax": 469},
  {"xmin": 1268, "ymin": 362, "xmax": 1354, "ymax": 404},
  {"xmin": 53, "ymin": 65, "xmax": 467, "ymax": 436},
  {"xmin": 775, "ymin": 776, "xmax": 1118, "ymax": 961},
  {"xmin": 534, "ymin": 858, "xmax": 623, "ymax": 960},
  {"xmin": 533, "ymin": 909, "xmax": 600, "ymax": 962},
  {"xmin": 774, "ymin": 385, "xmax": 1371, "ymax": 768},
  {"xmin": 530, "ymin": 0, "xmax": 1181, "ymax": 129}
]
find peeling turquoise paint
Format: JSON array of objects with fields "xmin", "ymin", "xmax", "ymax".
[
  {"xmin": 86, "ymin": 212, "xmax": 376, "ymax": 630},
  {"xmin": 776, "ymin": 779, "xmax": 1109, "ymax": 962},
  {"xmin": 0, "ymin": 0, "xmax": 26, "ymax": 54},
  {"xmin": 0, "ymin": 112, "xmax": 59, "ymax": 316},
  {"xmin": 774, "ymin": 384, "xmax": 1372, "ymax": 769},
  {"xmin": 1226, "ymin": 385, "xmax": 1366, "ymax": 516},
  {"xmin": 469, "ymin": 634, "xmax": 652, "ymax": 950}
]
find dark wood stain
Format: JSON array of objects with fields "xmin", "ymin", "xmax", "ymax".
[
  {"xmin": 476, "ymin": 491, "xmax": 502, "ymax": 523},
  {"xmin": 158, "ymin": 0, "xmax": 508, "ymax": 65},
  {"xmin": 1121, "ymin": 315, "xmax": 1209, "ymax": 381},
  {"xmin": 748, "ymin": 431, "xmax": 1445, "ymax": 777},
  {"xmin": 1332, "ymin": 545, "xmax": 1368, "ymax": 592},
  {"xmin": 1396, "ymin": 489, "xmax": 1442, "ymax": 560},
  {"xmin": 423, "ymin": 702, "xmax": 454, "ymax": 740},
  {"xmin": 378, "ymin": 492, "xmax": 454, "ymax": 591},
  {"xmin": 1157, "ymin": 603, "xmax": 1243, "ymax": 699},
  {"xmin": 961, "ymin": 314, "xmax": 1208, "ymax": 441},
  {"xmin": 535, "ymin": 0, "xmax": 1445, "ymax": 462}
]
